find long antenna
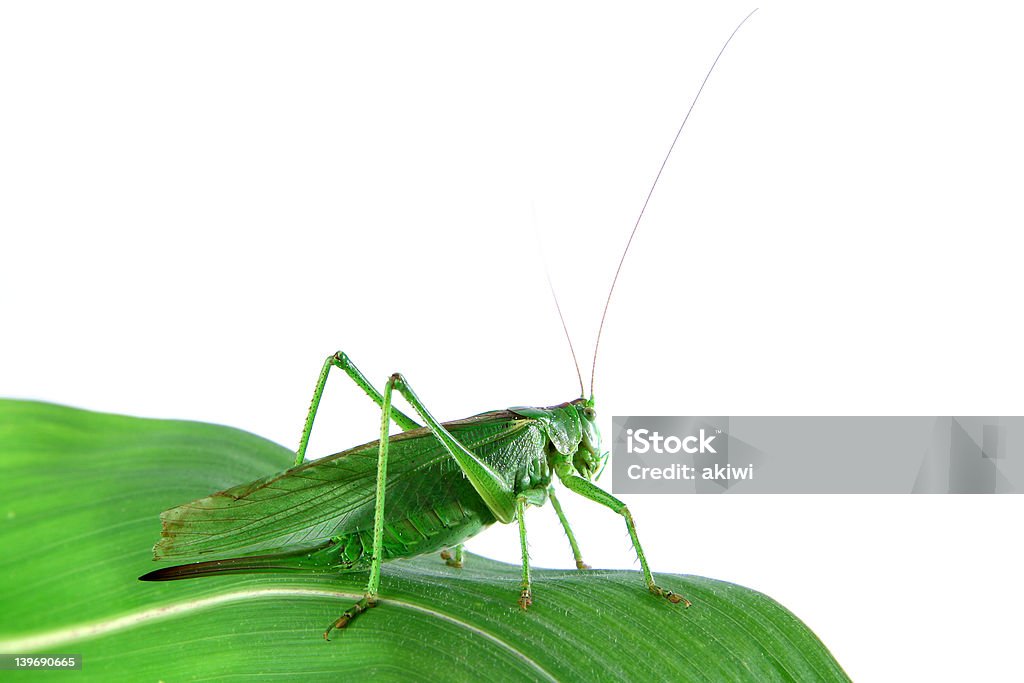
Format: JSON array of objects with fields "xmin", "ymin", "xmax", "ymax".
[
  {"xmin": 548, "ymin": 272, "xmax": 586, "ymax": 397},
  {"xmin": 532, "ymin": 204, "xmax": 586, "ymax": 397},
  {"xmin": 589, "ymin": 9, "xmax": 758, "ymax": 396}
]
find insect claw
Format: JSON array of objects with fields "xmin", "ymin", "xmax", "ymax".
[
  {"xmin": 323, "ymin": 613, "xmax": 351, "ymax": 640},
  {"xmin": 575, "ymin": 560, "xmax": 591, "ymax": 570},
  {"xmin": 440, "ymin": 549, "xmax": 463, "ymax": 568},
  {"xmin": 323, "ymin": 596, "xmax": 377, "ymax": 640},
  {"xmin": 666, "ymin": 592, "xmax": 691, "ymax": 607},
  {"xmin": 650, "ymin": 585, "xmax": 691, "ymax": 607},
  {"xmin": 519, "ymin": 588, "xmax": 533, "ymax": 610}
]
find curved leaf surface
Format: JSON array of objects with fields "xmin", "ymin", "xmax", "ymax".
[{"xmin": 0, "ymin": 400, "xmax": 850, "ymax": 682}]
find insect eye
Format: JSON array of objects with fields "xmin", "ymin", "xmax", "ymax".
[{"xmin": 583, "ymin": 406, "xmax": 596, "ymax": 419}]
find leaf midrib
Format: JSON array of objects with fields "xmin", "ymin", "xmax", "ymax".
[{"xmin": 0, "ymin": 586, "xmax": 559, "ymax": 682}]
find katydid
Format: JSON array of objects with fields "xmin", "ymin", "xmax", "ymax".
[{"xmin": 139, "ymin": 11, "xmax": 756, "ymax": 640}]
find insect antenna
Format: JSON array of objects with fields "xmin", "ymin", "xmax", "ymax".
[
  {"xmin": 589, "ymin": 8, "xmax": 758, "ymax": 397},
  {"xmin": 547, "ymin": 270, "xmax": 586, "ymax": 397},
  {"xmin": 533, "ymin": 204, "xmax": 587, "ymax": 397}
]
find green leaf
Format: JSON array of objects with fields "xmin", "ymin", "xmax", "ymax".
[{"xmin": 0, "ymin": 400, "xmax": 850, "ymax": 682}]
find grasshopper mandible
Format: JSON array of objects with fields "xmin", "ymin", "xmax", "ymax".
[{"xmin": 139, "ymin": 10, "xmax": 756, "ymax": 640}]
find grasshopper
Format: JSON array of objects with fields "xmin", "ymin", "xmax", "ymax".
[{"xmin": 139, "ymin": 11, "xmax": 756, "ymax": 640}]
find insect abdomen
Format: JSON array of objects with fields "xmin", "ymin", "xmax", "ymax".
[
  {"xmin": 332, "ymin": 497, "xmax": 496, "ymax": 570},
  {"xmin": 140, "ymin": 497, "xmax": 496, "ymax": 581}
]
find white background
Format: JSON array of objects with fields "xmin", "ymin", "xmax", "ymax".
[{"xmin": 3, "ymin": 3, "xmax": 1022, "ymax": 681}]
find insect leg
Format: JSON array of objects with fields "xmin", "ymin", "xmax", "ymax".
[
  {"xmin": 548, "ymin": 486, "xmax": 590, "ymax": 570},
  {"xmin": 556, "ymin": 468, "xmax": 690, "ymax": 607},
  {"xmin": 440, "ymin": 544, "xmax": 464, "ymax": 568},
  {"xmin": 323, "ymin": 373, "xmax": 399, "ymax": 640},
  {"xmin": 516, "ymin": 496, "xmax": 532, "ymax": 609},
  {"xmin": 295, "ymin": 351, "xmax": 420, "ymax": 466},
  {"xmin": 388, "ymin": 373, "xmax": 517, "ymax": 524}
]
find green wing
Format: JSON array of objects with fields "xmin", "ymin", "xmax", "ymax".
[{"xmin": 153, "ymin": 411, "xmax": 545, "ymax": 561}]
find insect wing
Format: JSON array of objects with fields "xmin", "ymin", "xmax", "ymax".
[{"xmin": 153, "ymin": 411, "xmax": 540, "ymax": 561}]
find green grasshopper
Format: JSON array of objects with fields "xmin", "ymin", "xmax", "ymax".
[{"xmin": 139, "ymin": 11, "xmax": 756, "ymax": 640}]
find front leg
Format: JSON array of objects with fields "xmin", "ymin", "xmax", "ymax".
[{"xmin": 556, "ymin": 464, "xmax": 690, "ymax": 607}]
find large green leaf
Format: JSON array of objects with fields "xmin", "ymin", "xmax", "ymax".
[{"xmin": 0, "ymin": 400, "xmax": 849, "ymax": 682}]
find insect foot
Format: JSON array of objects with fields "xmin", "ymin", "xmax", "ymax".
[
  {"xmin": 649, "ymin": 585, "xmax": 692, "ymax": 608},
  {"xmin": 323, "ymin": 595, "xmax": 378, "ymax": 641},
  {"xmin": 439, "ymin": 549, "xmax": 463, "ymax": 569},
  {"xmin": 519, "ymin": 588, "xmax": 533, "ymax": 610},
  {"xmin": 575, "ymin": 560, "xmax": 592, "ymax": 570}
]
